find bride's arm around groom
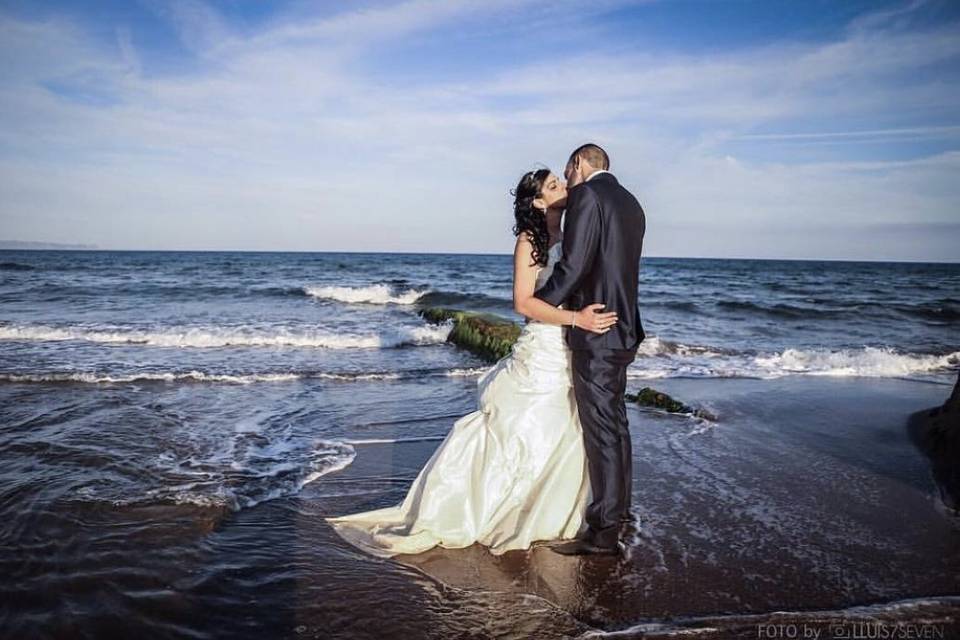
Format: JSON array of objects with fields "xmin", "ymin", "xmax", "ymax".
[
  {"xmin": 512, "ymin": 230, "xmax": 615, "ymax": 333},
  {"xmin": 533, "ymin": 183, "xmax": 603, "ymax": 314}
]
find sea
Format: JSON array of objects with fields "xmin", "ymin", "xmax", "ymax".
[{"xmin": 1, "ymin": 250, "xmax": 958, "ymax": 638}]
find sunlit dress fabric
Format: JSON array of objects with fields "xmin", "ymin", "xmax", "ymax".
[{"xmin": 324, "ymin": 242, "xmax": 591, "ymax": 557}]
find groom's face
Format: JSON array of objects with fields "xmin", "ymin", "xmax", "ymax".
[{"xmin": 564, "ymin": 156, "xmax": 584, "ymax": 188}]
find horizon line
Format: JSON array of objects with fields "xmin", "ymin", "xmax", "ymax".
[{"xmin": 1, "ymin": 247, "xmax": 957, "ymax": 265}]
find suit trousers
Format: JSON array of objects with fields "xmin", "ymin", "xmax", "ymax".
[{"xmin": 570, "ymin": 345, "xmax": 638, "ymax": 548}]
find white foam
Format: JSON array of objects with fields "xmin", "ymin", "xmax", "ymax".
[
  {"xmin": 0, "ymin": 369, "xmax": 455, "ymax": 385},
  {"xmin": 103, "ymin": 439, "xmax": 358, "ymax": 512},
  {"xmin": 0, "ymin": 363, "xmax": 484, "ymax": 386},
  {"xmin": 313, "ymin": 372, "xmax": 403, "ymax": 381},
  {"xmin": 341, "ymin": 436, "xmax": 448, "ymax": 445},
  {"xmin": 0, "ymin": 322, "xmax": 452, "ymax": 350},
  {"xmin": 0, "ymin": 371, "xmax": 301, "ymax": 384},
  {"xmin": 303, "ymin": 284, "xmax": 428, "ymax": 305},
  {"xmin": 627, "ymin": 333, "xmax": 959, "ymax": 380},
  {"xmin": 635, "ymin": 335, "xmax": 728, "ymax": 358},
  {"xmin": 753, "ymin": 346, "xmax": 960, "ymax": 378},
  {"xmin": 580, "ymin": 595, "xmax": 960, "ymax": 638},
  {"xmin": 445, "ymin": 367, "xmax": 491, "ymax": 377}
]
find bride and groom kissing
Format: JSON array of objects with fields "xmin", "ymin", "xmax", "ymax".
[{"xmin": 326, "ymin": 143, "xmax": 646, "ymax": 557}]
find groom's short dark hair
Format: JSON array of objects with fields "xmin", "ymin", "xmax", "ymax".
[{"xmin": 569, "ymin": 143, "xmax": 609, "ymax": 170}]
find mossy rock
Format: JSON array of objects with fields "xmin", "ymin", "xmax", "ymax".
[
  {"xmin": 419, "ymin": 307, "xmax": 521, "ymax": 363},
  {"xmin": 627, "ymin": 386, "xmax": 717, "ymax": 421},
  {"xmin": 419, "ymin": 307, "xmax": 715, "ymax": 421}
]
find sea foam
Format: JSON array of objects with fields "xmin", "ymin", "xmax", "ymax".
[
  {"xmin": 0, "ymin": 365, "xmax": 489, "ymax": 385},
  {"xmin": 0, "ymin": 321, "xmax": 452, "ymax": 350},
  {"xmin": 629, "ymin": 341, "xmax": 959, "ymax": 380},
  {"xmin": 303, "ymin": 284, "xmax": 428, "ymax": 305},
  {"xmin": 753, "ymin": 346, "xmax": 960, "ymax": 378}
]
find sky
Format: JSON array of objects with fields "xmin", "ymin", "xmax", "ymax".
[{"xmin": 0, "ymin": 0, "xmax": 958, "ymax": 261}]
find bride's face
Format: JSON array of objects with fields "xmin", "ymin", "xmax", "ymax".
[{"xmin": 535, "ymin": 173, "xmax": 568, "ymax": 212}]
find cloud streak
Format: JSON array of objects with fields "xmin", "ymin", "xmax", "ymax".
[{"xmin": 0, "ymin": 0, "xmax": 957, "ymax": 260}]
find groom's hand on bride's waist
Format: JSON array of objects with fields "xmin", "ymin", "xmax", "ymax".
[{"xmin": 573, "ymin": 303, "xmax": 618, "ymax": 334}]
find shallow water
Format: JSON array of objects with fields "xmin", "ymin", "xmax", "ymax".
[{"xmin": 3, "ymin": 377, "xmax": 958, "ymax": 638}]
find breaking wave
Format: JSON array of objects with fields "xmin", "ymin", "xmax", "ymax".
[
  {"xmin": 303, "ymin": 284, "xmax": 428, "ymax": 305},
  {"xmin": 0, "ymin": 322, "xmax": 453, "ymax": 350}
]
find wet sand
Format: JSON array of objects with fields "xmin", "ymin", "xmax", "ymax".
[
  {"xmin": 4, "ymin": 376, "xmax": 959, "ymax": 638},
  {"xmin": 318, "ymin": 376, "xmax": 960, "ymax": 637}
]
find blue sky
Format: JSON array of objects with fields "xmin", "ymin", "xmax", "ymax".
[{"xmin": 1, "ymin": 0, "xmax": 958, "ymax": 260}]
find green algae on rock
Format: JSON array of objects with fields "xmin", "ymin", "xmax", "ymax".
[
  {"xmin": 418, "ymin": 307, "xmax": 522, "ymax": 363},
  {"xmin": 627, "ymin": 386, "xmax": 717, "ymax": 421},
  {"xmin": 419, "ymin": 306, "xmax": 717, "ymax": 421}
]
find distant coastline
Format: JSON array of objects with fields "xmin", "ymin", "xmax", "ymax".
[{"xmin": 0, "ymin": 240, "xmax": 98, "ymax": 250}]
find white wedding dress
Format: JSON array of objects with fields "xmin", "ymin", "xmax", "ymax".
[{"xmin": 324, "ymin": 240, "xmax": 591, "ymax": 557}]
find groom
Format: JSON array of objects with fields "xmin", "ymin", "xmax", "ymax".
[{"xmin": 533, "ymin": 143, "xmax": 646, "ymax": 556}]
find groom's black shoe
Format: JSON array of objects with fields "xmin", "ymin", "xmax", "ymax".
[{"xmin": 549, "ymin": 538, "xmax": 619, "ymax": 556}]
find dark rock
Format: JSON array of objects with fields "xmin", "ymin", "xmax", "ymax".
[
  {"xmin": 419, "ymin": 306, "xmax": 713, "ymax": 421},
  {"xmin": 418, "ymin": 307, "xmax": 521, "ymax": 363},
  {"xmin": 626, "ymin": 386, "xmax": 717, "ymax": 421},
  {"xmin": 907, "ymin": 372, "xmax": 960, "ymax": 515}
]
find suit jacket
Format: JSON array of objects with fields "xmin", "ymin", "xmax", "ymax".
[{"xmin": 533, "ymin": 172, "xmax": 646, "ymax": 351}]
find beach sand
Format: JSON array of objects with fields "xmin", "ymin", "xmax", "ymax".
[
  {"xmin": 303, "ymin": 376, "xmax": 960, "ymax": 638},
  {"xmin": 4, "ymin": 376, "xmax": 958, "ymax": 639}
]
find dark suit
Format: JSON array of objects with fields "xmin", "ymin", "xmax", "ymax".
[{"xmin": 533, "ymin": 171, "xmax": 645, "ymax": 547}]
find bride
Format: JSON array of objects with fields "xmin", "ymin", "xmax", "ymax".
[{"xmin": 323, "ymin": 168, "xmax": 619, "ymax": 557}]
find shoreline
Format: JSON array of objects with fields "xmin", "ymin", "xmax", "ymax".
[{"xmin": 308, "ymin": 375, "xmax": 960, "ymax": 636}]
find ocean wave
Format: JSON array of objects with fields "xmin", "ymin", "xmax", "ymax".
[
  {"xmin": 753, "ymin": 346, "xmax": 960, "ymax": 378},
  {"xmin": 891, "ymin": 301, "xmax": 960, "ymax": 322},
  {"xmin": 716, "ymin": 299, "xmax": 844, "ymax": 319},
  {"xmin": 635, "ymin": 335, "xmax": 735, "ymax": 358},
  {"xmin": 303, "ymin": 284, "xmax": 428, "ymax": 305},
  {"xmin": 0, "ymin": 322, "xmax": 453, "ymax": 350},
  {"xmin": 341, "ymin": 436, "xmax": 448, "ymax": 445},
  {"xmin": 629, "ymin": 343, "xmax": 959, "ymax": 379},
  {"xmin": 0, "ymin": 366, "xmax": 491, "ymax": 385},
  {"xmin": 9, "ymin": 282, "xmax": 325, "ymax": 301},
  {"xmin": 646, "ymin": 300, "xmax": 701, "ymax": 313},
  {"xmin": 0, "ymin": 261, "xmax": 35, "ymax": 271},
  {"xmin": 417, "ymin": 290, "xmax": 513, "ymax": 310},
  {"xmin": 709, "ymin": 298, "xmax": 960, "ymax": 323},
  {"xmin": 95, "ymin": 439, "xmax": 358, "ymax": 512},
  {"xmin": 444, "ymin": 367, "xmax": 490, "ymax": 377},
  {"xmin": 0, "ymin": 371, "xmax": 303, "ymax": 384}
]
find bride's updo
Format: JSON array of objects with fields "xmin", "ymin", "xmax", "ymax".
[{"xmin": 510, "ymin": 168, "xmax": 551, "ymax": 268}]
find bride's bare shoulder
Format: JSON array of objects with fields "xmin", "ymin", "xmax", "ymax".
[
  {"xmin": 513, "ymin": 233, "xmax": 541, "ymax": 273},
  {"xmin": 515, "ymin": 230, "xmax": 536, "ymax": 246}
]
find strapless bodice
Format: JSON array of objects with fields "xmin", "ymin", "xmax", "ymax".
[
  {"xmin": 535, "ymin": 241, "xmax": 563, "ymax": 290},
  {"xmin": 527, "ymin": 241, "xmax": 565, "ymax": 326}
]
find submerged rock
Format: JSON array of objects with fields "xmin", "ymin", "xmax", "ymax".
[
  {"xmin": 908, "ymin": 372, "xmax": 960, "ymax": 515},
  {"xmin": 418, "ymin": 307, "xmax": 521, "ymax": 363},
  {"xmin": 627, "ymin": 386, "xmax": 717, "ymax": 421}
]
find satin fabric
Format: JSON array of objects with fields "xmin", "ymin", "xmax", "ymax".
[{"xmin": 324, "ymin": 243, "xmax": 592, "ymax": 557}]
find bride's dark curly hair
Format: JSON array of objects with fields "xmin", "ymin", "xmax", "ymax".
[{"xmin": 510, "ymin": 168, "xmax": 551, "ymax": 268}]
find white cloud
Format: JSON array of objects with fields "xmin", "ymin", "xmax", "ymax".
[{"xmin": 0, "ymin": 0, "xmax": 957, "ymax": 259}]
